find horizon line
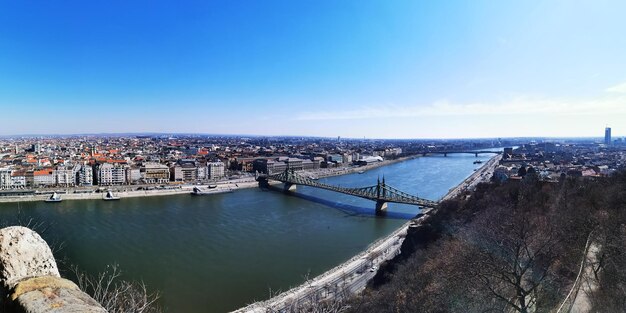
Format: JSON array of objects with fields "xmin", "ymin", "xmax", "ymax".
[{"xmin": 0, "ymin": 131, "xmax": 621, "ymax": 141}]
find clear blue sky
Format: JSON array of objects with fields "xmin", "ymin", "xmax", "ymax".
[{"xmin": 1, "ymin": 0, "xmax": 625, "ymax": 138}]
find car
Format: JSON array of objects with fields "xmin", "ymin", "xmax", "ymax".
[{"xmin": 369, "ymin": 266, "xmax": 378, "ymax": 273}]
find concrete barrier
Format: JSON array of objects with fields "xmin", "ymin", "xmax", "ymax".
[{"xmin": 0, "ymin": 226, "xmax": 107, "ymax": 312}]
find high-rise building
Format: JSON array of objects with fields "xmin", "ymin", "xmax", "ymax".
[
  {"xmin": 207, "ymin": 161, "xmax": 225, "ymax": 179},
  {"xmin": 605, "ymin": 127, "xmax": 612, "ymax": 145}
]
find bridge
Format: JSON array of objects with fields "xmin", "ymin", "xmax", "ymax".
[
  {"xmin": 259, "ymin": 169, "xmax": 438, "ymax": 213},
  {"xmin": 421, "ymin": 150, "xmax": 502, "ymax": 157}
]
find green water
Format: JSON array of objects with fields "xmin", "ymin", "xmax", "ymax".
[{"xmin": 0, "ymin": 154, "xmax": 489, "ymax": 312}]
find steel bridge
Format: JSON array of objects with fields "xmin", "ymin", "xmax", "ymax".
[
  {"xmin": 422, "ymin": 150, "xmax": 502, "ymax": 157},
  {"xmin": 261, "ymin": 169, "xmax": 438, "ymax": 212}
]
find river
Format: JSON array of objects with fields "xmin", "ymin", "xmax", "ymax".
[{"xmin": 0, "ymin": 153, "xmax": 493, "ymax": 312}]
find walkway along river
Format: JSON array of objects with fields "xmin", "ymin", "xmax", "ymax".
[{"xmin": 0, "ymin": 153, "xmax": 496, "ymax": 312}]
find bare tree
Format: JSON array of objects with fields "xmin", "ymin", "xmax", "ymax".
[
  {"xmin": 71, "ymin": 264, "xmax": 162, "ymax": 313},
  {"xmin": 461, "ymin": 204, "xmax": 563, "ymax": 313}
]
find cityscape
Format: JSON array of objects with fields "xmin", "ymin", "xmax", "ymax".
[
  {"xmin": 1, "ymin": 1, "xmax": 626, "ymax": 313},
  {"xmin": 0, "ymin": 130, "xmax": 623, "ymax": 194}
]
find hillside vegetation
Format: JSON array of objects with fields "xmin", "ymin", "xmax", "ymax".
[{"xmin": 348, "ymin": 171, "xmax": 626, "ymax": 313}]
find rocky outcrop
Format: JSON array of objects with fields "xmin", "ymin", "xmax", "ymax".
[{"xmin": 0, "ymin": 226, "xmax": 107, "ymax": 312}]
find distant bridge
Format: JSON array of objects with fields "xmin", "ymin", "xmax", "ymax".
[
  {"xmin": 421, "ymin": 150, "xmax": 502, "ymax": 157},
  {"xmin": 259, "ymin": 169, "xmax": 438, "ymax": 213}
]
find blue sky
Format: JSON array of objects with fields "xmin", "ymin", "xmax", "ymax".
[{"xmin": 1, "ymin": 0, "xmax": 625, "ymax": 138}]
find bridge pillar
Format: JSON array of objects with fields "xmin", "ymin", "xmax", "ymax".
[
  {"xmin": 284, "ymin": 183, "xmax": 297, "ymax": 192},
  {"xmin": 375, "ymin": 200, "xmax": 388, "ymax": 213},
  {"xmin": 444, "ymin": 153, "xmax": 447, "ymax": 157},
  {"xmin": 258, "ymin": 177, "xmax": 269, "ymax": 188},
  {"xmin": 475, "ymin": 152, "xmax": 478, "ymax": 157}
]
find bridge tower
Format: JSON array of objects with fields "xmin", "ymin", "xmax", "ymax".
[
  {"xmin": 375, "ymin": 176, "xmax": 388, "ymax": 213},
  {"xmin": 283, "ymin": 168, "xmax": 297, "ymax": 192}
]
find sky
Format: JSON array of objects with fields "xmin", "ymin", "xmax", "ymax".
[{"xmin": 1, "ymin": 0, "xmax": 626, "ymax": 139}]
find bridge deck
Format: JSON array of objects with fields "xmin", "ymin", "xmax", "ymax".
[{"xmin": 265, "ymin": 170, "xmax": 438, "ymax": 208}]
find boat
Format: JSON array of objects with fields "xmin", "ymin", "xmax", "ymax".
[
  {"xmin": 191, "ymin": 186, "xmax": 233, "ymax": 196},
  {"xmin": 358, "ymin": 170, "xmax": 365, "ymax": 174},
  {"xmin": 102, "ymin": 191, "xmax": 120, "ymax": 201},
  {"xmin": 192, "ymin": 187, "xmax": 207, "ymax": 195},
  {"xmin": 208, "ymin": 184, "xmax": 218, "ymax": 189},
  {"xmin": 44, "ymin": 192, "xmax": 62, "ymax": 203},
  {"xmin": 473, "ymin": 160, "xmax": 483, "ymax": 164}
]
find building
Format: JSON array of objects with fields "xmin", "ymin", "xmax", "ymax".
[
  {"xmin": 97, "ymin": 163, "xmax": 127, "ymax": 186},
  {"xmin": 196, "ymin": 165, "xmax": 207, "ymax": 181},
  {"xmin": 78, "ymin": 165, "xmax": 93, "ymax": 186},
  {"xmin": 356, "ymin": 156, "xmax": 383, "ymax": 165},
  {"xmin": 54, "ymin": 166, "xmax": 76, "ymax": 187},
  {"xmin": 10, "ymin": 172, "xmax": 26, "ymax": 189},
  {"xmin": 284, "ymin": 157, "xmax": 303, "ymax": 171},
  {"xmin": 33, "ymin": 169, "xmax": 55, "ymax": 187},
  {"xmin": 252, "ymin": 158, "xmax": 273, "ymax": 174},
  {"xmin": 605, "ymin": 127, "xmax": 612, "ymax": 145},
  {"xmin": 127, "ymin": 166, "xmax": 142, "ymax": 184},
  {"xmin": 141, "ymin": 163, "xmax": 169, "ymax": 184},
  {"xmin": 342, "ymin": 153, "xmax": 353, "ymax": 164},
  {"xmin": 207, "ymin": 161, "xmax": 225, "ymax": 179},
  {"xmin": 327, "ymin": 154, "xmax": 343, "ymax": 164},
  {"xmin": 0, "ymin": 168, "xmax": 11, "ymax": 189},
  {"xmin": 171, "ymin": 160, "xmax": 199, "ymax": 182}
]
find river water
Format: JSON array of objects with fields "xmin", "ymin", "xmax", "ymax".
[{"xmin": 0, "ymin": 154, "xmax": 491, "ymax": 312}]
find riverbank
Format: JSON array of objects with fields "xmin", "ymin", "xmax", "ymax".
[
  {"xmin": 232, "ymin": 154, "xmax": 502, "ymax": 312},
  {"xmin": 0, "ymin": 156, "xmax": 416, "ymax": 203},
  {"xmin": 0, "ymin": 179, "xmax": 259, "ymax": 203},
  {"xmin": 301, "ymin": 155, "xmax": 418, "ymax": 179}
]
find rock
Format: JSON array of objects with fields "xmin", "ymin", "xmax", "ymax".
[
  {"xmin": 0, "ymin": 226, "xmax": 108, "ymax": 312},
  {"xmin": 14, "ymin": 276, "xmax": 107, "ymax": 313},
  {"xmin": 0, "ymin": 226, "xmax": 60, "ymax": 290}
]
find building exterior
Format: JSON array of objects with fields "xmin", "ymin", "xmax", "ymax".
[
  {"xmin": 33, "ymin": 169, "xmax": 55, "ymax": 187},
  {"xmin": 54, "ymin": 166, "xmax": 76, "ymax": 187},
  {"xmin": 171, "ymin": 160, "xmax": 199, "ymax": 182},
  {"xmin": 0, "ymin": 168, "xmax": 11, "ymax": 189},
  {"xmin": 207, "ymin": 161, "xmax": 225, "ymax": 179},
  {"xmin": 97, "ymin": 163, "xmax": 127, "ymax": 186},
  {"xmin": 78, "ymin": 165, "xmax": 93, "ymax": 186},
  {"xmin": 141, "ymin": 163, "xmax": 169, "ymax": 184},
  {"xmin": 127, "ymin": 166, "xmax": 142, "ymax": 184},
  {"xmin": 327, "ymin": 154, "xmax": 343, "ymax": 164},
  {"xmin": 10, "ymin": 172, "xmax": 26, "ymax": 189},
  {"xmin": 284, "ymin": 157, "xmax": 303, "ymax": 171},
  {"xmin": 301, "ymin": 159, "xmax": 315, "ymax": 170},
  {"xmin": 605, "ymin": 127, "xmax": 612, "ymax": 145}
]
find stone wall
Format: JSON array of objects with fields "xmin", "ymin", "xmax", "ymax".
[{"xmin": 0, "ymin": 226, "xmax": 107, "ymax": 313}]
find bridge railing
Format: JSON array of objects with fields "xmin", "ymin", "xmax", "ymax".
[{"xmin": 266, "ymin": 170, "xmax": 438, "ymax": 208}]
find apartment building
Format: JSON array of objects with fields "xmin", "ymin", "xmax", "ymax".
[
  {"xmin": 207, "ymin": 161, "xmax": 225, "ymax": 179},
  {"xmin": 97, "ymin": 163, "xmax": 127, "ymax": 185}
]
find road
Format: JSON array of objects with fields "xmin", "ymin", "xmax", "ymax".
[{"xmin": 234, "ymin": 154, "xmax": 503, "ymax": 312}]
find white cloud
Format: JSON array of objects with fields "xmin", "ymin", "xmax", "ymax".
[
  {"xmin": 295, "ymin": 95, "xmax": 626, "ymax": 121},
  {"xmin": 606, "ymin": 81, "xmax": 626, "ymax": 93}
]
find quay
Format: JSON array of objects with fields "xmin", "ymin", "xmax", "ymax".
[{"xmin": 232, "ymin": 153, "xmax": 502, "ymax": 312}]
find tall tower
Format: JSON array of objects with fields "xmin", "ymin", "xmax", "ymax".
[{"xmin": 605, "ymin": 127, "xmax": 612, "ymax": 145}]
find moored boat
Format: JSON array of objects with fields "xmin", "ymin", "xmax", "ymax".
[
  {"xmin": 103, "ymin": 190, "xmax": 121, "ymax": 201},
  {"xmin": 44, "ymin": 192, "xmax": 62, "ymax": 203},
  {"xmin": 191, "ymin": 186, "xmax": 233, "ymax": 195}
]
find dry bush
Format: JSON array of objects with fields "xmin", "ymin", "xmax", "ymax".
[{"xmin": 71, "ymin": 264, "xmax": 162, "ymax": 313}]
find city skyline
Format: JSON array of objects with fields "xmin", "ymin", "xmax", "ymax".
[{"xmin": 2, "ymin": 1, "xmax": 626, "ymax": 138}]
